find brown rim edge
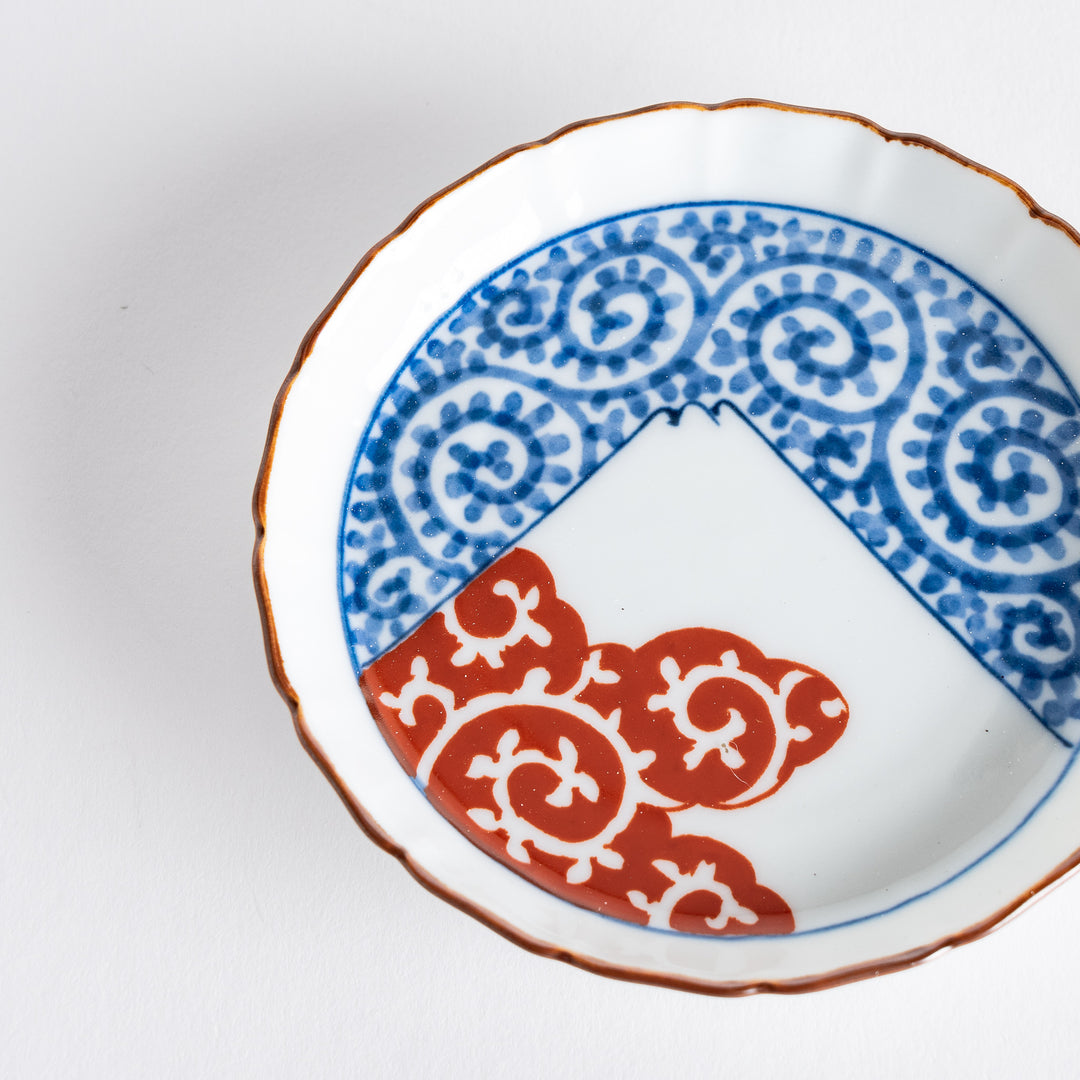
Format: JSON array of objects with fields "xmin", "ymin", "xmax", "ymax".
[{"xmin": 252, "ymin": 98, "xmax": 1080, "ymax": 996}]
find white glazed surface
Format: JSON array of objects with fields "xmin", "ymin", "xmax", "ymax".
[{"xmin": 261, "ymin": 104, "xmax": 1080, "ymax": 988}]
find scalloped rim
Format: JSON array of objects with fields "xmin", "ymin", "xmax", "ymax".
[{"xmin": 252, "ymin": 98, "xmax": 1080, "ymax": 996}]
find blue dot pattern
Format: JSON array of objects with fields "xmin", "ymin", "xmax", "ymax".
[{"xmin": 339, "ymin": 202, "xmax": 1080, "ymax": 744}]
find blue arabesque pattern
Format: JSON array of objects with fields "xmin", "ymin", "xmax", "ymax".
[{"xmin": 339, "ymin": 203, "xmax": 1080, "ymax": 744}]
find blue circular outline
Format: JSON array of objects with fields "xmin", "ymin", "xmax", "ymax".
[{"xmin": 336, "ymin": 200, "xmax": 1080, "ymax": 938}]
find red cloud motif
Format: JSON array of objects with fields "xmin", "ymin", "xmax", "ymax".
[{"xmin": 361, "ymin": 547, "xmax": 848, "ymax": 935}]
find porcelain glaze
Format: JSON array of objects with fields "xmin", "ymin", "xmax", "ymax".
[{"xmin": 256, "ymin": 102, "xmax": 1080, "ymax": 992}]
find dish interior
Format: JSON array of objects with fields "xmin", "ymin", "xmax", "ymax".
[{"xmin": 338, "ymin": 201, "xmax": 1080, "ymax": 937}]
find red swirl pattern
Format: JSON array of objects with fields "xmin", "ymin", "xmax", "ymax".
[{"xmin": 361, "ymin": 548, "xmax": 848, "ymax": 935}]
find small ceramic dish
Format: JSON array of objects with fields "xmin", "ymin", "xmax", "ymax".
[{"xmin": 255, "ymin": 100, "xmax": 1080, "ymax": 993}]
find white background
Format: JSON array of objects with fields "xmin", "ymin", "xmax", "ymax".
[{"xmin": 6, "ymin": 1, "xmax": 1080, "ymax": 1075}]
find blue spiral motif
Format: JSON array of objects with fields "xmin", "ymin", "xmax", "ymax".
[{"xmin": 339, "ymin": 203, "xmax": 1080, "ymax": 744}]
